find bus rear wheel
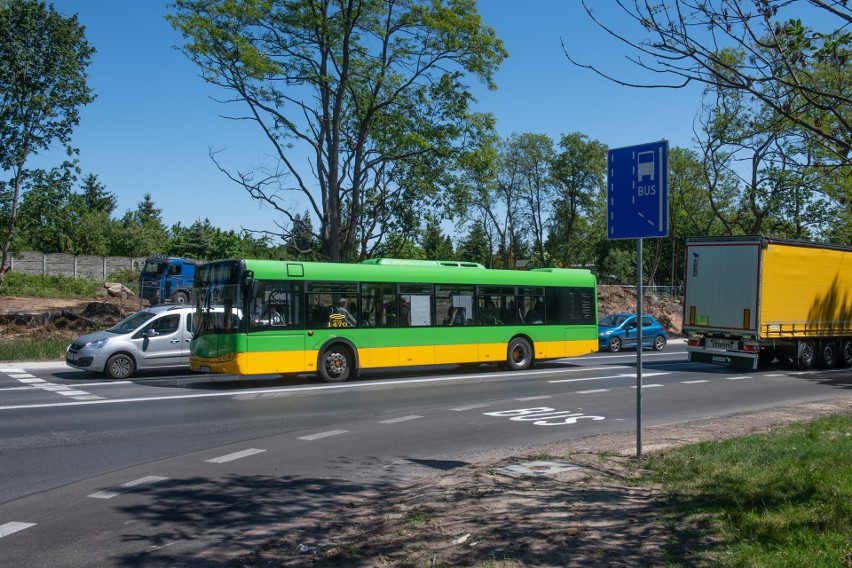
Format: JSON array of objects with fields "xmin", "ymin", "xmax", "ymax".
[
  {"xmin": 507, "ymin": 337, "xmax": 533, "ymax": 371},
  {"xmin": 318, "ymin": 344, "xmax": 353, "ymax": 383}
]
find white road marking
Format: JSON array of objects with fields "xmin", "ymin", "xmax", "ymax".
[
  {"xmin": 450, "ymin": 403, "xmax": 490, "ymax": 411},
  {"xmin": 549, "ymin": 371, "xmax": 669, "ymax": 384},
  {"xmin": 577, "ymin": 389, "xmax": 610, "ymax": 394},
  {"xmin": 681, "ymin": 380, "xmax": 709, "ymax": 384},
  {"xmin": 725, "ymin": 376, "xmax": 749, "ymax": 380},
  {"xmin": 298, "ymin": 430, "xmax": 348, "ymax": 441},
  {"xmin": 631, "ymin": 384, "xmax": 664, "ymax": 388},
  {"xmin": 515, "ymin": 395, "xmax": 552, "ymax": 401},
  {"xmin": 0, "ymin": 368, "xmax": 26, "ymax": 374},
  {"xmin": 0, "ymin": 522, "xmax": 36, "ymax": 538},
  {"xmin": 16, "ymin": 378, "xmax": 45, "ymax": 384},
  {"xmin": 8, "ymin": 374, "xmax": 37, "ymax": 379},
  {"xmin": 206, "ymin": 448, "xmax": 266, "ymax": 464},
  {"xmin": 379, "ymin": 415, "xmax": 423, "ymax": 424},
  {"xmin": 88, "ymin": 476, "xmax": 168, "ymax": 499},
  {"xmin": 56, "ymin": 389, "xmax": 91, "ymax": 396}
]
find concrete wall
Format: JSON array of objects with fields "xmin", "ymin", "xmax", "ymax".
[{"xmin": 9, "ymin": 252, "xmax": 145, "ymax": 280}]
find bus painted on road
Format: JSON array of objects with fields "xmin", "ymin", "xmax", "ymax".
[{"xmin": 190, "ymin": 258, "xmax": 597, "ymax": 382}]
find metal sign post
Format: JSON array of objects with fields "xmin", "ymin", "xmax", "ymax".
[
  {"xmin": 636, "ymin": 238, "xmax": 643, "ymax": 457},
  {"xmin": 607, "ymin": 140, "xmax": 668, "ymax": 459}
]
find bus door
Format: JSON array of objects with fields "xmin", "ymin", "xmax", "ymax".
[{"xmin": 248, "ymin": 281, "xmax": 307, "ymax": 373}]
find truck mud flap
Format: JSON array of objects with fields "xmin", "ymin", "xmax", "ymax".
[{"xmin": 687, "ymin": 349, "xmax": 758, "ymax": 370}]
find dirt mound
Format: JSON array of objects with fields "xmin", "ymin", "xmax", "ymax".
[
  {"xmin": 81, "ymin": 301, "xmax": 129, "ymax": 321},
  {"xmin": 598, "ymin": 285, "xmax": 683, "ymax": 335},
  {"xmin": 0, "ymin": 296, "xmax": 143, "ymax": 343}
]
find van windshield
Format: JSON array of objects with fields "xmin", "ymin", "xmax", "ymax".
[{"xmin": 108, "ymin": 311, "xmax": 157, "ymax": 334}]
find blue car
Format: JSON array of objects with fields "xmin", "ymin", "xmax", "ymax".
[{"xmin": 598, "ymin": 313, "xmax": 667, "ymax": 352}]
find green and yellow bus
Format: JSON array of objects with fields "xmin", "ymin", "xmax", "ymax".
[{"xmin": 190, "ymin": 258, "xmax": 598, "ymax": 382}]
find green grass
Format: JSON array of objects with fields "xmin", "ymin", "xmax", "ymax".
[
  {"xmin": 640, "ymin": 415, "xmax": 852, "ymax": 567},
  {"xmin": 1, "ymin": 271, "xmax": 99, "ymax": 298},
  {"xmin": 0, "ymin": 336, "xmax": 72, "ymax": 361}
]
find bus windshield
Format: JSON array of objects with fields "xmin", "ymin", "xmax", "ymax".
[{"xmin": 194, "ymin": 261, "xmax": 243, "ymax": 335}]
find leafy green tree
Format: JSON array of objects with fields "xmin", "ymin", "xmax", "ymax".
[
  {"xmin": 169, "ymin": 0, "xmax": 507, "ymax": 262},
  {"xmin": 508, "ymin": 133, "xmax": 555, "ymax": 266},
  {"xmin": 63, "ymin": 173, "xmax": 119, "ymax": 255},
  {"xmin": 288, "ymin": 211, "xmax": 320, "ymax": 261},
  {"xmin": 183, "ymin": 219, "xmax": 214, "ymax": 259},
  {"xmin": 457, "ymin": 221, "xmax": 492, "ymax": 266},
  {"xmin": 372, "ymin": 234, "xmax": 425, "ymax": 260},
  {"xmin": 112, "ymin": 194, "xmax": 169, "ymax": 256},
  {"xmin": 78, "ymin": 173, "xmax": 116, "ymax": 214},
  {"xmin": 546, "ymin": 132, "xmax": 607, "ymax": 268},
  {"xmin": 421, "ymin": 219, "xmax": 455, "ymax": 260},
  {"xmin": 0, "ymin": 0, "xmax": 95, "ymax": 286},
  {"xmin": 15, "ymin": 165, "xmax": 76, "ymax": 253}
]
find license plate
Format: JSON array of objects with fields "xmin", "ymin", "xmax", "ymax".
[
  {"xmin": 199, "ymin": 365, "xmax": 211, "ymax": 373},
  {"xmin": 709, "ymin": 339, "xmax": 736, "ymax": 350}
]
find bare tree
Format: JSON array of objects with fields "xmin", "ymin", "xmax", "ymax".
[{"xmin": 565, "ymin": 1, "xmax": 851, "ymax": 165}]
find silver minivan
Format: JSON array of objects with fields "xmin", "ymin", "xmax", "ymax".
[{"xmin": 66, "ymin": 305, "xmax": 195, "ymax": 379}]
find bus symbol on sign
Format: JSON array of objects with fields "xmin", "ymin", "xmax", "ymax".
[{"xmin": 637, "ymin": 151, "xmax": 655, "ymax": 182}]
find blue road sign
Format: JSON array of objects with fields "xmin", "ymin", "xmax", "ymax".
[{"xmin": 607, "ymin": 140, "xmax": 669, "ymax": 239}]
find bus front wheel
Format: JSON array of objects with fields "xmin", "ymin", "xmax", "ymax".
[
  {"xmin": 507, "ymin": 337, "xmax": 533, "ymax": 371},
  {"xmin": 318, "ymin": 345, "xmax": 353, "ymax": 383}
]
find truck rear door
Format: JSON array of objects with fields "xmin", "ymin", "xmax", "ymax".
[{"xmin": 684, "ymin": 240, "xmax": 761, "ymax": 336}]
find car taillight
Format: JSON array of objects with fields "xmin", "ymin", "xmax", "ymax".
[
  {"xmin": 687, "ymin": 338, "xmax": 702, "ymax": 347},
  {"xmin": 743, "ymin": 344, "xmax": 759, "ymax": 352}
]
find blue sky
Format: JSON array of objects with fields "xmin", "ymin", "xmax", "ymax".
[{"xmin": 40, "ymin": 1, "xmax": 705, "ymax": 237}]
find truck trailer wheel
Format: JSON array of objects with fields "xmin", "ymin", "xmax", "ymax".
[
  {"xmin": 798, "ymin": 340, "xmax": 816, "ymax": 369},
  {"xmin": 819, "ymin": 341, "xmax": 838, "ymax": 368},
  {"xmin": 173, "ymin": 290, "xmax": 190, "ymax": 304},
  {"xmin": 842, "ymin": 340, "xmax": 852, "ymax": 367}
]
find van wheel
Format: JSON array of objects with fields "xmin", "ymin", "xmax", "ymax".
[
  {"xmin": 507, "ymin": 337, "xmax": 533, "ymax": 371},
  {"xmin": 105, "ymin": 353, "xmax": 135, "ymax": 380},
  {"xmin": 819, "ymin": 341, "xmax": 837, "ymax": 368},
  {"xmin": 318, "ymin": 344, "xmax": 353, "ymax": 383},
  {"xmin": 841, "ymin": 340, "xmax": 852, "ymax": 367}
]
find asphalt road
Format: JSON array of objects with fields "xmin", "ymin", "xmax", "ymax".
[{"xmin": 1, "ymin": 342, "xmax": 850, "ymax": 566}]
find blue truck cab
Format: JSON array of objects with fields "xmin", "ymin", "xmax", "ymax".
[{"xmin": 139, "ymin": 255, "xmax": 196, "ymax": 305}]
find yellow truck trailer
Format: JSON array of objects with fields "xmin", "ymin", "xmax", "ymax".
[{"xmin": 683, "ymin": 236, "xmax": 852, "ymax": 369}]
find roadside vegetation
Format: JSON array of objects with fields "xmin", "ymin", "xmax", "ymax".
[
  {"xmin": 0, "ymin": 336, "xmax": 71, "ymax": 361},
  {"xmin": 642, "ymin": 414, "xmax": 852, "ymax": 567},
  {"xmin": 0, "ymin": 271, "xmax": 99, "ymax": 298}
]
